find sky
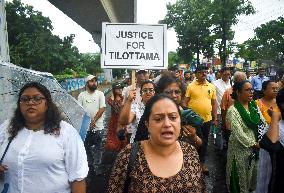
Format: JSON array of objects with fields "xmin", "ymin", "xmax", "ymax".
[{"xmin": 11, "ymin": 0, "xmax": 284, "ymax": 53}]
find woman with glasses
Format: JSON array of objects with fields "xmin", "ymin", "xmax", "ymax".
[
  {"xmin": 226, "ymin": 81, "xmax": 266, "ymax": 193},
  {"xmin": 155, "ymin": 75, "xmax": 202, "ymax": 147},
  {"xmin": 259, "ymin": 88, "xmax": 284, "ymax": 193},
  {"xmin": 0, "ymin": 82, "xmax": 88, "ymax": 193},
  {"xmin": 119, "ymin": 80, "xmax": 156, "ymax": 143},
  {"xmin": 255, "ymin": 80, "xmax": 279, "ymax": 193}
]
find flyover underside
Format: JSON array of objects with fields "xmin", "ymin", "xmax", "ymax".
[{"xmin": 48, "ymin": 0, "xmax": 135, "ymax": 45}]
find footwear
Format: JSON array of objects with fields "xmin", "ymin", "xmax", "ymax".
[{"xmin": 201, "ymin": 164, "xmax": 209, "ymax": 175}]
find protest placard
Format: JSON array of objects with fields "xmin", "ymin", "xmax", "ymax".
[{"xmin": 101, "ymin": 23, "xmax": 167, "ymax": 69}]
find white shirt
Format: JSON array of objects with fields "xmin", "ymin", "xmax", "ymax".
[
  {"xmin": 129, "ymin": 102, "xmax": 145, "ymax": 143},
  {"xmin": 78, "ymin": 90, "xmax": 106, "ymax": 131},
  {"xmin": 0, "ymin": 120, "xmax": 88, "ymax": 193},
  {"xmin": 213, "ymin": 79, "xmax": 232, "ymax": 114}
]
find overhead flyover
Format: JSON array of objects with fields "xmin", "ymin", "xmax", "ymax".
[{"xmin": 48, "ymin": 0, "xmax": 137, "ymax": 46}]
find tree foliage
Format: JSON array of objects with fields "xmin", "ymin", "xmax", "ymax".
[
  {"xmin": 161, "ymin": 0, "xmax": 255, "ymax": 66},
  {"xmin": 237, "ymin": 17, "xmax": 284, "ymax": 68},
  {"xmin": 79, "ymin": 53, "xmax": 102, "ymax": 74},
  {"xmin": 168, "ymin": 51, "xmax": 181, "ymax": 68},
  {"xmin": 211, "ymin": 0, "xmax": 254, "ymax": 66},
  {"xmin": 161, "ymin": 0, "xmax": 214, "ymax": 65},
  {"xmin": 6, "ymin": 0, "xmax": 103, "ymax": 76}
]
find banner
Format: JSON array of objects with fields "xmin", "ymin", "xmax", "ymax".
[{"xmin": 101, "ymin": 23, "xmax": 167, "ymax": 69}]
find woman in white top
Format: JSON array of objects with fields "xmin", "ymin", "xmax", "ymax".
[
  {"xmin": 119, "ymin": 80, "xmax": 156, "ymax": 143},
  {"xmin": 0, "ymin": 82, "xmax": 88, "ymax": 193}
]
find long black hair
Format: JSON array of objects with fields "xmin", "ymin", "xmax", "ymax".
[
  {"xmin": 134, "ymin": 94, "xmax": 181, "ymax": 142},
  {"xmin": 9, "ymin": 82, "xmax": 62, "ymax": 139}
]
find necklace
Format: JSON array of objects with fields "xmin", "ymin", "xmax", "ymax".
[{"xmin": 26, "ymin": 127, "xmax": 43, "ymax": 132}]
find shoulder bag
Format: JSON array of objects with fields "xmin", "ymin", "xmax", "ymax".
[{"xmin": 123, "ymin": 142, "xmax": 139, "ymax": 193}]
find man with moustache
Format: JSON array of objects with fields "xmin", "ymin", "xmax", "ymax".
[
  {"xmin": 78, "ymin": 75, "xmax": 106, "ymax": 175},
  {"xmin": 183, "ymin": 70, "xmax": 192, "ymax": 86},
  {"xmin": 184, "ymin": 65, "xmax": 218, "ymax": 174}
]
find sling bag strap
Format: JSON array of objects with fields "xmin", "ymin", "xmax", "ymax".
[
  {"xmin": 0, "ymin": 138, "xmax": 14, "ymax": 193},
  {"xmin": 0, "ymin": 139, "xmax": 13, "ymax": 164},
  {"xmin": 123, "ymin": 142, "xmax": 139, "ymax": 193}
]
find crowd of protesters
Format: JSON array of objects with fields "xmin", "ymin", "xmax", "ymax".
[{"xmin": 0, "ymin": 65, "xmax": 284, "ymax": 193}]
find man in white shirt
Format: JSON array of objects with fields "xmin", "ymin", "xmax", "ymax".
[
  {"xmin": 78, "ymin": 75, "xmax": 106, "ymax": 175},
  {"xmin": 213, "ymin": 67, "xmax": 232, "ymax": 149}
]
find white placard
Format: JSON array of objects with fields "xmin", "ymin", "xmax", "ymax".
[{"xmin": 101, "ymin": 23, "xmax": 167, "ymax": 69}]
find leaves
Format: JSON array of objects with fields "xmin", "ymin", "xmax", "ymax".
[
  {"xmin": 161, "ymin": 0, "xmax": 214, "ymax": 64},
  {"xmin": 237, "ymin": 17, "xmax": 284, "ymax": 67},
  {"xmin": 6, "ymin": 0, "xmax": 103, "ymax": 76},
  {"xmin": 161, "ymin": 0, "xmax": 255, "ymax": 66}
]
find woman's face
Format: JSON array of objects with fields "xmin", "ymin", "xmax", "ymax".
[
  {"xmin": 146, "ymin": 98, "xmax": 181, "ymax": 146},
  {"xmin": 163, "ymin": 83, "xmax": 182, "ymax": 105},
  {"xmin": 141, "ymin": 83, "xmax": 155, "ymax": 104},
  {"xmin": 19, "ymin": 87, "xmax": 47, "ymax": 124},
  {"xmin": 263, "ymin": 82, "xmax": 279, "ymax": 99},
  {"xmin": 237, "ymin": 82, "xmax": 254, "ymax": 103}
]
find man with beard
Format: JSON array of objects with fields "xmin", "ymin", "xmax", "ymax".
[
  {"xmin": 183, "ymin": 70, "xmax": 192, "ymax": 86},
  {"xmin": 78, "ymin": 75, "xmax": 106, "ymax": 176}
]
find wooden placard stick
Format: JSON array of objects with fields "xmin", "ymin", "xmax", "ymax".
[{"xmin": 131, "ymin": 70, "xmax": 136, "ymax": 88}]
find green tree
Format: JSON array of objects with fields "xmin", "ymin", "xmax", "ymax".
[
  {"xmin": 211, "ymin": 0, "xmax": 255, "ymax": 66},
  {"xmin": 237, "ymin": 17, "xmax": 284, "ymax": 68},
  {"xmin": 6, "ymin": 0, "xmax": 81, "ymax": 74},
  {"xmin": 162, "ymin": 0, "xmax": 254, "ymax": 67},
  {"xmin": 168, "ymin": 51, "xmax": 181, "ymax": 69},
  {"xmin": 161, "ymin": 0, "xmax": 214, "ymax": 65},
  {"xmin": 79, "ymin": 53, "xmax": 102, "ymax": 75}
]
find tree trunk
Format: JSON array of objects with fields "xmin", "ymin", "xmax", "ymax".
[
  {"xmin": 196, "ymin": 37, "xmax": 200, "ymax": 66},
  {"xmin": 220, "ymin": 0, "xmax": 227, "ymax": 67},
  {"xmin": 221, "ymin": 25, "xmax": 227, "ymax": 67}
]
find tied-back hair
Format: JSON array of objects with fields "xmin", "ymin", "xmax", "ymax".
[
  {"xmin": 134, "ymin": 94, "xmax": 181, "ymax": 142},
  {"xmin": 9, "ymin": 82, "xmax": 62, "ymax": 139},
  {"xmin": 231, "ymin": 80, "xmax": 250, "ymax": 100},
  {"xmin": 260, "ymin": 80, "xmax": 272, "ymax": 98}
]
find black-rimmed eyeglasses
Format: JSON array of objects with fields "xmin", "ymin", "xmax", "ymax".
[{"xmin": 20, "ymin": 95, "xmax": 46, "ymax": 105}]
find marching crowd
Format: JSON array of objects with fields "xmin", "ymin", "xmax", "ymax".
[{"xmin": 0, "ymin": 65, "xmax": 284, "ymax": 193}]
